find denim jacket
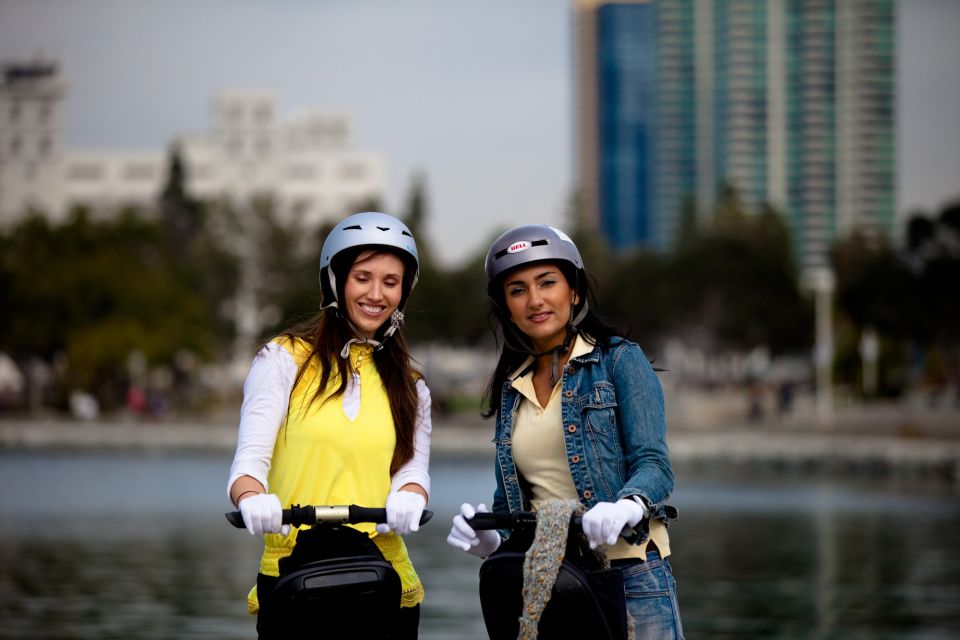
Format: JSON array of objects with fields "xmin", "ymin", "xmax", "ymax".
[{"xmin": 491, "ymin": 335, "xmax": 675, "ymax": 535}]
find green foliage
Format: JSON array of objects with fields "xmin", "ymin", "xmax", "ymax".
[
  {"xmin": 5, "ymin": 153, "xmax": 954, "ymax": 412},
  {"xmin": 0, "ymin": 209, "xmax": 215, "ymax": 401},
  {"xmin": 831, "ymin": 198, "xmax": 960, "ymax": 396},
  {"xmin": 399, "ymin": 177, "xmax": 491, "ymax": 346},
  {"xmin": 601, "ymin": 194, "xmax": 812, "ymax": 354}
]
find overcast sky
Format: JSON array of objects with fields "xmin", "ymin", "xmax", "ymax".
[{"xmin": 1, "ymin": 0, "xmax": 957, "ymax": 266}]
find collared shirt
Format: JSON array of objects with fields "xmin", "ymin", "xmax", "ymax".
[{"xmin": 508, "ymin": 334, "xmax": 670, "ymax": 561}]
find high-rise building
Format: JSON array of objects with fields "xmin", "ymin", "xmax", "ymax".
[
  {"xmin": 576, "ymin": 0, "xmax": 661, "ymax": 250},
  {"xmin": 0, "ymin": 59, "xmax": 386, "ymax": 228},
  {"xmin": 0, "ymin": 59, "xmax": 68, "ymax": 223},
  {"xmin": 574, "ymin": 0, "xmax": 896, "ymax": 271}
]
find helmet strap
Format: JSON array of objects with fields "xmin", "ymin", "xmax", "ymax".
[{"xmin": 338, "ymin": 308, "xmax": 406, "ymax": 359}]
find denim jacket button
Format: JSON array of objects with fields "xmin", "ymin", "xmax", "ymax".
[
  {"xmin": 571, "ymin": 455, "xmax": 580, "ymax": 463},
  {"xmin": 583, "ymin": 490, "xmax": 593, "ymax": 499},
  {"xmin": 567, "ymin": 366, "xmax": 575, "ymax": 374},
  {"xmin": 564, "ymin": 390, "xmax": 573, "ymax": 398},
  {"xmin": 567, "ymin": 424, "xmax": 577, "ymax": 433}
]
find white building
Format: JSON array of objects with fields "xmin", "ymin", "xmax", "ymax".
[{"xmin": 0, "ymin": 59, "xmax": 385, "ymax": 227}]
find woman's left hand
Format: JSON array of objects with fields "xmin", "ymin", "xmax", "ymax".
[
  {"xmin": 376, "ymin": 490, "xmax": 427, "ymax": 535},
  {"xmin": 582, "ymin": 498, "xmax": 647, "ymax": 549}
]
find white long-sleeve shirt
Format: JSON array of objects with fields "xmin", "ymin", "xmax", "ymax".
[{"xmin": 227, "ymin": 341, "xmax": 432, "ymax": 500}]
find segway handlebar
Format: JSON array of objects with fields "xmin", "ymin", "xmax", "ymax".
[
  {"xmin": 225, "ymin": 504, "xmax": 434, "ymax": 529},
  {"xmin": 466, "ymin": 511, "xmax": 585, "ymax": 532}
]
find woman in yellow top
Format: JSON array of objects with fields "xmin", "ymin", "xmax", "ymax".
[{"xmin": 228, "ymin": 212, "xmax": 432, "ymax": 639}]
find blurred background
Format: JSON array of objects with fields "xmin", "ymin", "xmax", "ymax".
[{"xmin": 0, "ymin": 1, "xmax": 958, "ymax": 638}]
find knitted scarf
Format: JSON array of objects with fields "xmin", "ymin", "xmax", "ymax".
[{"xmin": 516, "ymin": 500, "xmax": 602, "ymax": 639}]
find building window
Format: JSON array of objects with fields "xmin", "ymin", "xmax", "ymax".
[
  {"xmin": 10, "ymin": 136, "xmax": 22, "ymax": 157},
  {"xmin": 192, "ymin": 164, "xmax": 214, "ymax": 181},
  {"xmin": 224, "ymin": 104, "xmax": 242, "ymax": 124},
  {"xmin": 254, "ymin": 103, "xmax": 272, "ymax": 124},
  {"xmin": 38, "ymin": 136, "xmax": 52, "ymax": 158},
  {"xmin": 341, "ymin": 163, "xmax": 366, "ymax": 180},
  {"xmin": 38, "ymin": 100, "xmax": 52, "ymax": 123},
  {"xmin": 286, "ymin": 164, "xmax": 316, "ymax": 180},
  {"xmin": 9, "ymin": 101, "xmax": 22, "ymax": 123},
  {"xmin": 123, "ymin": 163, "xmax": 157, "ymax": 181},
  {"xmin": 68, "ymin": 163, "xmax": 104, "ymax": 181}
]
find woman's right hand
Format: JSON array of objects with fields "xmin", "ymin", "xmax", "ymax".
[
  {"xmin": 447, "ymin": 503, "xmax": 501, "ymax": 558},
  {"xmin": 238, "ymin": 493, "xmax": 291, "ymax": 537}
]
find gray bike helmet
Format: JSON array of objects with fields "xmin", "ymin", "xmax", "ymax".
[
  {"xmin": 484, "ymin": 224, "xmax": 590, "ymax": 383},
  {"xmin": 319, "ymin": 211, "xmax": 419, "ymax": 312},
  {"xmin": 484, "ymin": 224, "xmax": 585, "ymax": 296}
]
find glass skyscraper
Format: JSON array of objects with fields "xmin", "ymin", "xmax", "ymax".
[{"xmin": 574, "ymin": 0, "xmax": 896, "ymax": 271}]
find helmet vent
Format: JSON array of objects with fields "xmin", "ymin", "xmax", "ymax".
[
  {"xmin": 377, "ymin": 225, "xmax": 390, "ymax": 231},
  {"xmin": 343, "ymin": 225, "xmax": 362, "ymax": 231}
]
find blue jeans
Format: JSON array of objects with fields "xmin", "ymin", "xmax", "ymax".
[{"xmin": 614, "ymin": 552, "xmax": 684, "ymax": 640}]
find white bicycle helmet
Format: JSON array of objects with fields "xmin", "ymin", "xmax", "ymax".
[{"xmin": 319, "ymin": 211, "xmax": 419, "ymax": 311}]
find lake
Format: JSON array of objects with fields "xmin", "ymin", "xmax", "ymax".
[{"xmin": 0, "ymin": 451, "xmax": 958, "ymax": 639}]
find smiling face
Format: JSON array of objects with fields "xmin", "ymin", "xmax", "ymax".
[
  {"xmin": 342, "ymin": 250, "xmax": 406, "ymax": 338},
  {"xmin": 502, "ymin": 262, "xmax": 579, "ymax": 352}
]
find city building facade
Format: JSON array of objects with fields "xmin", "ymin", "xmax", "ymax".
[
  {"xmin": 0, "ymin": 59, "xmax": 385, "ymax": 228},
  {"xmin": 574, "ymin": 0, "xmax": 896, "ymax": 271}
]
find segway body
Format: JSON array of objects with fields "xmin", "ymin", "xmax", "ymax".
[
  {"xmin": 478, "ymin": 531, "xmax": 628, "ymax": 640},
  {"xmin": 259, "ymin": 524, "xmax": 401, "ymax": 637}
]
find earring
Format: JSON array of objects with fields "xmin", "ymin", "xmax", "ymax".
[{"xmin": 390, "ymin": 309, "xmax": 405, "ymax": 330}]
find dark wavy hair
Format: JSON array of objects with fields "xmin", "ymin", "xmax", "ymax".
[
  {"xmin": 480, "ymin": 261, "xmax": 624, "ymax": 419},
  {"xmin": 277, "ymin": 248, "xmax": 420, "ymax": 475}
]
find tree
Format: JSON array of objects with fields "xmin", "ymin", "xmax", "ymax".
[
  {"xmin": 658, "ymin": 194, "xmax": 812, "ymax": 354},
  {"xmin": 0, "ymin": 209, "xmax": 216, "ymax": 408},
  {"xmin": 159, "ymin": 144, "xmax": 201, "ymax": 258}
]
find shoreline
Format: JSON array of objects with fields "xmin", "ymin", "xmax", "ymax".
[{"xmin": 2, "ymin": 414, "xmax": 958, "ymax": 485}]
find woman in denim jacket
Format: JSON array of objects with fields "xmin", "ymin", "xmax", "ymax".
[{"xmin": 447, "ymin": 225, "xmax": 683, "ymax": 639}]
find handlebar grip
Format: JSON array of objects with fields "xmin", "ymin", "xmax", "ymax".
[
  {"xmin": 224, "ymin": 506, "xmax": 313, "ymax": 529},
  {"xmin": 225, "ymin": 511, "xmax": 245, "ymax": 528},
  {"xmin": 467, "ymin": 511, "xmax": 585, "ymax": 532},
  {"xmin": 349, "ymin": 506, "xmax": 386, "ymax": 524},
  {"xmin": 347, "ymin": 506, "xmax": 433, "ymax": 526},
  {"xmin": 466, "ymin": 511, "xmax": 536, "ymax": 530}
]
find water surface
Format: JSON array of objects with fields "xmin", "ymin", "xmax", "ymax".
[{"xmin": 1, "ymin": 452, "xmax": 958, "ymax": 639}]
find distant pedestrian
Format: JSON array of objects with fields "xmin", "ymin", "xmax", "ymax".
[
  {"xmin": 778, "ymin": 381, "xmax": 794, "ymax": 416},
  {"xmin": 446, "ymin": 225, "xmax": 684, "ymax": 638},
  {"xmin": 227, "ymin": 212, "xmax": 432, "ymax": 639}
]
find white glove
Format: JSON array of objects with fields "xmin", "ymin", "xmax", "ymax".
[
  {"xmin": 582, "ymin": 498, "xmax": 647, "ymax": 549},
  {"xmin": 447, "ymin": 503, "xmax": 501, "ymax": 558},
  {"xmin": 376, "ymin": 490, "xmax": 426, "ymax": 535},
  {"xmin": 238, "ymin": 493, "xmax": 291, "ymax": 537}
]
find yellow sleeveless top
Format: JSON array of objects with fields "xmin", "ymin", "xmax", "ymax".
[{"xmin": 248, "ymin": 337, "xmax": 423, "ymax": 613}]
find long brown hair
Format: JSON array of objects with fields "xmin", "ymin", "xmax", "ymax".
[{"xmin": 278, "ymin": 250, "xmax": 420, "ymax": 475}]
